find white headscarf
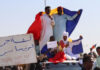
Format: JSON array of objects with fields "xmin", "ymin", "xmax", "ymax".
[
  {"xmin": 63, "ymin": 31, "xmax": 69, "ymax": 37},
  {"xmin": 63, "ymin": 31, "xmax": 69, "ymax": 44}
]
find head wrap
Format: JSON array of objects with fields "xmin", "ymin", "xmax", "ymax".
[
  {"xmin": 63, "ymin": 31, "xmax": 69, "ymax": 37},
  {"xmin": 57, "ymin": 6, "xmax": 63, "ymax": 11}
]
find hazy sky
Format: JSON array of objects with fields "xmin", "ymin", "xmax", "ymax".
[{"xmin": 0, "ymin": 0, "xmax": 100, "ymax": 53}]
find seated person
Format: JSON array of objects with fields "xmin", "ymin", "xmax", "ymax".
[
  {"xmin": 60, "ymin": 31, "xmax": 83, "ymax": 60},
  {"xmin": 41, "ymin": 36, "xmax": 57, "ymax": 59}
]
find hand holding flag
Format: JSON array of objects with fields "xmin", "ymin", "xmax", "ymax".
[
  {"xmin": 91, "ymin": 44, "xmax": 96, "ymax": 50},
  {"xmin": 79, "ymin": 35, "xmax": 83, "ymax": 40},
  {"xmin": 77, "ymin": 10, "xmax": 81, "ymax": 15}
]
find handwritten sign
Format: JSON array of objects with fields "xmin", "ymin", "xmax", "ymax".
[
  {"xmin": 47, "ymin": 41, "xmax": 57, "ymax": 49},
  {"xmin": 0, "ymin": 34, "xmax": 37, "ymax": 66}
]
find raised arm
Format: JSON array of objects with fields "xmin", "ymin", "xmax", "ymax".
[
  {"xmin": 72, "ymin": 35, "xmax": 83, "ymax": 46},
  {"xmin": 65, "ymin": 10, "xmax": 81, "ymax": 20}
]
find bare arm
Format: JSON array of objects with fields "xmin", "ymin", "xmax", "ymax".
[{"xmin": 72, "ymin": 35, "xmax": 83, "ymax": 46}]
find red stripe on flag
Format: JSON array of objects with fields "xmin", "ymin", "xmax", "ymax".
[{"xmin": 27, "ymin": 12, "xmax": 43, "ymax": 40}]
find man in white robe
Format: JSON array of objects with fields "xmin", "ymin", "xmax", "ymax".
[
  {"xmin": 39, "ymin": 6, "xmax": 55, "ymax": 50},
  {"xmin": 61, "ymin": 31, "xmax": 83, "ymax": 60},
  {"xmin": 53, "ymin": 7, "xmax": 80, "ymax": 41}
]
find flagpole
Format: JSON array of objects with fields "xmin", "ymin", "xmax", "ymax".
[{"xmin": 44, "ymin": 0, "xmax": 46, "ymax": 7}]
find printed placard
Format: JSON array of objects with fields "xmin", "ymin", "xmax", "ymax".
[{"xmin": 47, "ymin": 41, "xmax": 57, "ymax": 48}]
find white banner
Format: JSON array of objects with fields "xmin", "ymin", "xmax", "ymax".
[
  {"xmin": 0, "ymin": 34, "xmax": 37, "ymax": 66},
  {"xmin": 47, "ymin": 41, "xmax": 57, "ymax": 49}
]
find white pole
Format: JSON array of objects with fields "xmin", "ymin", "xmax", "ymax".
[{"xmin": 44, "ymin": 0, "xmax": 46, "ymax": 7}]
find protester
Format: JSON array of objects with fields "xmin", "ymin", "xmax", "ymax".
[
  {"xmin": 93, "ymin": 46, "xmax": 100, "ymax": 69},
  {"xmin": 27, "ymin": 12, "xmax": 43, "ymax": 70},
  {"xmin": 27, "ymin": 12, "xmax": 43, "ymax": 56},
  {"xmin": 28, "ymin": 7, "xmax": 55, "ymax": 70},
  {"xmin": 53, "ymin": 6, "xmax": 81, "ymax": 41},
  {"xmin": 83, "ymin": 53, "xmax": 88, "ymax": 58},
  {"xmin": 40, "ymin": 36, "xmax": 58, "ymax": 69},
  {"xmin": 96, "ymin": 47, "xmax": 100, "ymax": 66},
  {"xmin": 0, "ymin": 67, "xmax": 3, "ymax": 70},
  {"xmin": 82, "ymin": 56, "xmax": 93, "ymax": 70},
  {"xmin": 41, "ymin": 36, "xmax": 57, "ymax": 59},
  {"xmin": 59, "ymin": 31, "xmax": 69, "ymax": 49},
  {"xmin": 39, "ymin": 6, "xmax": 55, "ymax": 51},
  {"xmin": 61, "ymin": 31, "xmax": 83, "ymax": 60},
  {"xmin": 88, "ymin": 48, "xmax": 97, "ymax": 60}
]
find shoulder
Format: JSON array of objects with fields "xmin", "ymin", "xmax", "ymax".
[
  {"xmin": 43, "ymin": 14, "xmax": 47, "ymax": 17},
  {"xmin": 42, "ymin": 14, "xmax": 47, "ymax": 17},
  {"xmin": 41, "ymin": 14, "xmax": 47, "ymax": 19},
  {"xmin": 97, "ymin": 56, "xmax": 100, "ymax": 59}
]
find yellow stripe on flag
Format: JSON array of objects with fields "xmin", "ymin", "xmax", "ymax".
[{"xmin": 43, "ymin": 8, "xmax": 64, "ymax": 15}]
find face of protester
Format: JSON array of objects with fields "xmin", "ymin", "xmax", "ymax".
[
  {"xmin": 97, "ymin": 49, "xmax": 100, "ymax": 56},
  {"xmin": 58, "ymin": 9, "xmax": 62, "ymax": 15},
  {"xmin": 50, "ymin": 36, "xmax": 55, "ymax": 41},
  {"xmin": 63, "ymin": 36, "xmax": 67, "ymax": 41},
  {"xmin": 45, "ymin": 8, "xmax": 51, "ymax": 15}
]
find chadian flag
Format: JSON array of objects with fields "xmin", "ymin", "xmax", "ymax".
[
  {"xmin": 91, "ymin": 44, "xmax": 96, "ymax": 50},
  {"xmin": 72, "ymin": 38, "xmax": 83, "ymax": 54},
  {"xmin": 63, "ymin": 8, "xmax": 83, "ymax": 36},
  {"xmin": 39, "ymin": 7, "xmax": 83, "ymax": 63},
  {"xmin": 72, "ymin": 42, "xmax": 83, "ymax": 54},
  {"xmin": 27, "ymin": 7, "xmax": 83, "ymax": 42}
]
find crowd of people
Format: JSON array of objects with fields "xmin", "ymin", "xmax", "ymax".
[
  {"xmin": 33, "ymin": 5, "xmax": 81, "ymax": 60},
  {"xmin": 0, "ymin": 6, "xmax": 100, "ymax": 70},
  {"xmin": 0, "ymin": 46, "xmax": 100, "ymax": 70},
  {"xmin": 82, "ymin": 47, "xmax": 100, "ymax": 70},
  {"xmin": 29, "ymin": 6, "xmax": 100, "ymax": 70}
]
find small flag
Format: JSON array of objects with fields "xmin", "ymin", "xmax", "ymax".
[{"xmin": 91, "ymin": 44, "xmax": 96, "ymax": 50}]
